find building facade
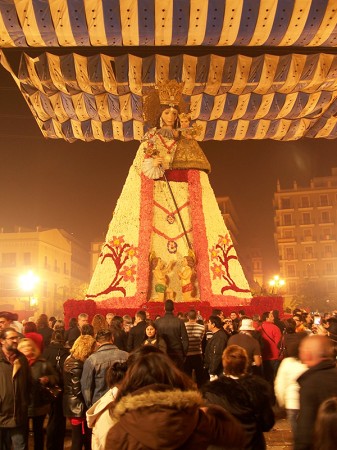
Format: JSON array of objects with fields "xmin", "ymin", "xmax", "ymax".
[
  {"xmin": 274, "ymin": 168, "xmax": 337, "ymax": 309},
  {"xmin": 0, "ymin": 227, "xmax": 89, "ymax": 317}
]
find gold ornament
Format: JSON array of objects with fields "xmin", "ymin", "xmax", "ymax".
[
  {"xmin": 143, "ymin": 80, "xmax": 188, "ymax": 127},
  {"xmin": 157, "ymin": 80, "xmax": 184, "ymax": 107}
]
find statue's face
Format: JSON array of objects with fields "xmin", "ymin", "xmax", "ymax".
[
  {"xmin": 180, "ymin": 116, "xmax": 190, "ymax": 128},
  {"xmin": 161, "ymin": 107, "xmax": 178, "ymax": 128}
]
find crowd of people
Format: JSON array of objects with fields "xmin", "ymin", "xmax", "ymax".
[{"xmin": 1, "ymin": 304, "xmax": 337, "ymax": 450}]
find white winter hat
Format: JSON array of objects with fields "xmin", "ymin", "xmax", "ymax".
[{"xmin": 239, "ymin": 318, "xmax": 255, "ymax": 331}]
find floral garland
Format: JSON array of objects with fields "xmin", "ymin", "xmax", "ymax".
[{"xmin": 63, "ymin": 296, "xmax": 284, "ymax": 326}]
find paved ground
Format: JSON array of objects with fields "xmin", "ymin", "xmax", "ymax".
[
  {"xmin": 265, "ymin": 415, "xmax": 293, "ymax": 449},
  {"xmin": 29, "ymin": 410, "xmax": 294, "ymax": 449}
]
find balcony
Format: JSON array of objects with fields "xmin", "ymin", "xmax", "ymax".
[{"xmin": 320, "ymin": 235, "xmax": 336, "ymax": 241}]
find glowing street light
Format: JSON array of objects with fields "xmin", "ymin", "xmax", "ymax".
[
  {"xmin": 19, "ymin": 271, "xmax": 40, "ymax": 309},
  {"xmin": 269, "ymin": 275, "xmax": 285, "ymax": 294}
]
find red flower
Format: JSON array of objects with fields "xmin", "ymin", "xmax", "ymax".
[
  {"xmin": 211, "ymin": 263, "xmax": 225, "ymax": 280},
  {"xmin": 218, "ymin": 234, "xmax": 231, "ymax": 247},
  {"xmin": 110, "ymin": 235, "xmax": 125, "ymax": 249},
  {"xmin": 120, "ymin": 264, "xmax": 137, "ymax": 283}
]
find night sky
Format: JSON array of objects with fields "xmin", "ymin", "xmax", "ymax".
[{"xmin": 1, "ymin": 59, "xmax": 337, "ymax": 280}]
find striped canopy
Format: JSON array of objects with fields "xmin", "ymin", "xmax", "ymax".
[
  {"xmin": 1, "ymin": 0, "xmax": 337, "ymax": 142},
  {"xmin": 0, "ymin": 0, "xmax": 336, "ymax": 48}
]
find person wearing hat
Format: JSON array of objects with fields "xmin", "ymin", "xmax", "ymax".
[
  {"xmin": 0, "ymin": 311, "xmax": 24, "ymax": 336},
  {"xmin": 227, "ymin": 318, "xmax": 262, "ymax": 375}
]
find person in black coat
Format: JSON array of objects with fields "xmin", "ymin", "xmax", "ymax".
[
  {"xmin": 295, "ymin": 335, "xmax": 337, "ymax": 450},
  {"xmin": 126, "ymin": 310, "xmax": 147, "ymax": 352},
  {"xmin": 110, "ymin": 316, "xmax": 128, "ymax": 351},
  {"xmin": 42, "ymin": 329, "xmax": 70, "ymax": 450},
  {"xmin": 36, "ymin": 314, "xmax": 53, "ymax": 348},
  {"xmin": 204, "ymin": 315, "xmax": 228, "ymax": 379},
  {"xmin": 155, "ymin": 300, "xmax": 189, "ymax": 369},
  {"xmin": 202, "ymin": 345, "xmax": 275, "ymax": 450},
  {"xmin": 18, "ymin": 338, "xmax": 59, "ymax": 450},
  {"xmin": 63, "ymin": 335, "xmax": 96, "ymax": 450}
]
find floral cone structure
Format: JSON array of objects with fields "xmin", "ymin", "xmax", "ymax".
[{"xmin": 86, "ymin": 127, "xmax": 251, "ymax": 309}]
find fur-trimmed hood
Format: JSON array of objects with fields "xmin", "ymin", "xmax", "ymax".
[
  {"xmin": 104, "ymin": 384, "xmax": 244, "ymax": 450},
  {"xmin": 111, "ymin": 384, "xmax": 204, "ymax": 422},
  {"xmin": 110, "ymin": 385, "xmax": 203, "ymax": 449}
]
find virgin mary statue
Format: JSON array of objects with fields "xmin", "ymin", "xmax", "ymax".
[{"xmin": 86, "ymin": 80, "xmax": 251, "ymax": 307}]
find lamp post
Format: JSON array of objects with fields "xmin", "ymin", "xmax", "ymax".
[
  {"xmin": 269, "ymin": 275, "xmax": 285, "ymax": 295},
  {"xmin": 19, "ymin": 271, "xmax": 40, "ymax": 310}
]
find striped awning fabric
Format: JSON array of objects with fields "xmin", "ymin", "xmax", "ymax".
[
  {"xmin": 1, "ymin": 1, "xmax": 337, "ymax": 141},
  {"xmin": 1, "ymin": 51, "xmax": 337, "ymax": 142},
  {"xmin": 0, "ymin": 0, "xmax": 336, "ymax": 48}
]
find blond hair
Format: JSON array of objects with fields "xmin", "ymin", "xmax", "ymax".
[
  {"xmin": 18, "ymin": 337, "xmax": 40, "ymax": 359},
  {"xmin": 70, "ymin": 335, "xmax": 96, "ymax": 361}
]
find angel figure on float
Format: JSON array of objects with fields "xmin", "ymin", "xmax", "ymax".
[
  {"xmin": 151, "ymin": 256, "xmax": 175, "ymax": 302},
  {"xmin": 179, "ymin": 255, "xmax": 197, "ymax": 301}
]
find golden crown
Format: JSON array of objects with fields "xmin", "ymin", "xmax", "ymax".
[{"xmin": 157, "ymin": 80, "xmax": 184, "ymax": 106}]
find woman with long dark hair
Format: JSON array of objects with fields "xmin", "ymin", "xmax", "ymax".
[
  {"xmin": 43, "ymin": 329, "xmax": 70, "ymax": 450},
  {"xmin": 104, "ymin": 351, "xmax": 244, "ymax": 449},
  {"xmin": 143, "ymin": 320, "xmax": 167, "ymax": 353},
  {"xmin": 36, "ymin": 313, "xmax": 53, "ymax": 348}
]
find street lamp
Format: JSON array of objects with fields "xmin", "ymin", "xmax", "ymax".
[
  {"xmin": 19, "ymin": 271, "xmax": 40, "ymax": 309},
  {"xmin": 269, "ymin": 275, "xmax": 285, "ymax": 294}
]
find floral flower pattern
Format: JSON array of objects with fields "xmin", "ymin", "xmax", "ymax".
[{"xmin": 86, "ymin": 236, "xmax": 138, "ymax": 298}]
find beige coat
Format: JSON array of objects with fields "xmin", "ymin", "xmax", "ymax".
[{"xmin": 86, "ymin": 386, "xmax": 118, "ymax": 450}]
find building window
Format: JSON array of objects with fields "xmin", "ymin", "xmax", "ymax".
[
  {"xmin": 324, "ymin": 245, "xmax": 333, "ymax": 257},
  {"xmin": 23, "ymin": 252, "xmax": 31, "ymax": 265},
  {"xmin": 253, "ymin": 261, "xmax": 261, "ymax": 270},
  {"xmin": 43, "ymin": 281, "xmax": 48, "ymax": 297},
  {"xmin": 281, "ymin": 198, "xmax": 291, "ymax": 209},
  {"xmin": 306, "ymin": 263, "xmax": 315, "ymax": 277},
  {"xmin": 321, "ymin": 211, "xmax": 331, "ymax": 223},
  {"xmin": 302, "ymin": 212, "xmax": 311, "ymax": 225},
  {"xmin": 326, "ymin": 262, "xmax": 334, "ymax": 274},
  {"xmin": 304, "ymin": 247, "xmax": 313, "ymax": 259},
  {"xmin": 283, "ymin": 230, "xmax": 294, "ymax": 238},
  {"xmin": 320, "ymin": 195, "xmax": 329, "ymax": 206},
  {"xmin": 322, "ymin": 228, "xmax": 332, "ymax": 240},
  {"xmin": 2, "ymin": 253, "xmax": 16, "ymax": 267},
  {"xmin": 286, "ymin": 265, "xmax": 296, "ymax": 277},
  {"xmin": 285, "ymin": 248, "xmax": 295, "ymax": 260},
  {"xmin": 301, "ymin": 196, "xmax": 310, "ymax": 207},
  {"xmin": 303, "ymin": 229, "xmax": 313, "ymax": 241},
  {"xmin": 283, "ymin": 214, "xmax": 292, "ymax": 226}
]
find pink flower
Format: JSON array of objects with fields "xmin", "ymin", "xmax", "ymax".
[
  {"xmin": 110, "ymin": 235, "xmax": 125, "ymax": 248},
  {"xmin": 127, "ymin": 245, "xmax": 138, "ymax": 260},
  {"xmin": 211, "ymin": 263, "xmax": 224, "ymax": 280},
  {"xmin": 218, "ymin": 234, "xmax": 231, "ymax": 247},
  {"xmin": 120, "ymin": 264, "xmax": 137, "ymax": 282},
  {"xmin": 209, "ymin": 246, "xmax": 220, "ymax": 260}
]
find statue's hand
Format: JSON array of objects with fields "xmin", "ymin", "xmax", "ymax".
[{"xmin": 152, "ymin": 157, "xmax": 163, "ymax": 167}]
